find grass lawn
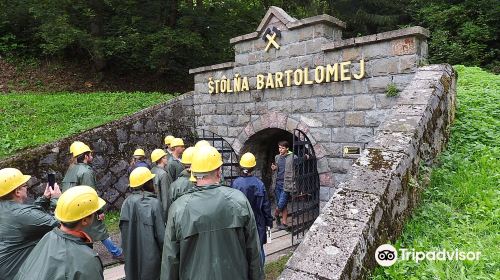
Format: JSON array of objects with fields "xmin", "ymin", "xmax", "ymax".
[
  {"xmin": 0, "ymin": 92, "xmax": 173, "ymax": 159},
  {"xmin": 370, "ymin": 66, "xmax": 499, "ymax": 279}
]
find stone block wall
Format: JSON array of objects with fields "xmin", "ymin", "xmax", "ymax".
[
  {"xmin": 191, "ymin": 8, "xmax": 430, "ymax": 201},
  {"xmin": 280, "ymin": 64, "xmax": 456, "ymax": 279},
  {"xmin": 0, "ymin": 93, "xmax": 195, "ymax": 209}
]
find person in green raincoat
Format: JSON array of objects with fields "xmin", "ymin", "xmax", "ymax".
[
  {"xmin": 161, "ymin": 146, "xmax": 264, "ymax": 280},
  {"xmin": 14, "ymin": 185, "xmax": 106, "ymax": 280},
  {"xmin": 168, "ymin": 146, "xmax": 196, "ymax": 206},
  {"xmin": 61, "ymin": 141, "xmax": 123, "ymax": 260},
  {"xmin": 150, "ymin": 148, "xmax": 173, "ymax": 219},
  {"xmin": 0, "ymin": 168, "xmax": 60, "ymax": 280},
  {"xmin": 120, "ymin": 167, "xmax": 165, "ymax": 280},
  {"xmin": 166, "ymin": 138, "xmax": 185, "ymax": 182}
]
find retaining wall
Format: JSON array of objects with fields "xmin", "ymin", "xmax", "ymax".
[
  {"xmin": 280, "ymin": 64, "xmax": 456, "ymax": 279},
  {"xmin": 0, "ymin": 93, "xmax": 195, "ymax": 209}
]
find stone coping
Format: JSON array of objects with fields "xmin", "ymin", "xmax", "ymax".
[
  {"xmin": 188, "ymin": 61, "xmax": 234, "ymax": 75},
  {"xmin": 322, "ymin": 26, "xmax": 430, "ymax": 52}
]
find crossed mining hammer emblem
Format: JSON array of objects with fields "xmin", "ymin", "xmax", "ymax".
[{"xmin": 262, "ymin": 27, "xmax": 281, "ymax": 52}]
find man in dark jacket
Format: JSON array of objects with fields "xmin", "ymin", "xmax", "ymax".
[
  {"xmin": 166, "ymin": 138, "xmax": 185, "ymax": 182},
  {"xmin": 161, "ymin": 146, "xmax": 263, "ymax": 280},
  {"xmin": 0, "ymin": 168, "xmax": 60, "ymax": 280},
  {"xmin": 168, "ymin": 146, "xmax": 196, "ymax": 206},
  {"xmin": 120, "ymin": 167, "xmax": 165, "ymax": 280},
  {"xmin": 232, "ymin": 152, "xmax": 273, "ymax": 265},
  {"xmin": 14, "ymin": 185, "xmax": 106, "ymax": 280},
  {"xmin": 128, "ymin": 148, "xmax": 151, "ymax": 174},
  {"xmin": 61, "ymin": 141, "xmax": 123, "ymax": 260},
  {"xmin": 151, "ymin": 148, "xmax": 173, "ymax": 219}
]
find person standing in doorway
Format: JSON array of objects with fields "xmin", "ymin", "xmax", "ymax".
[
  {"xmin": 271, "ymin": 140, "xmax": 294, "ymax": 230},
  {"xmin": 232, "ymin": 152, "xmax": 273, "ymax": 266},
  {"xmin": 62, "ymin": 141, "xmax": 124, "ymax": 261}
]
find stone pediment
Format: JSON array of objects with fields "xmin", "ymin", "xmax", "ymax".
[{"xmin": 229, "ymin": 6, "xmax": 346, "ymax": 44}]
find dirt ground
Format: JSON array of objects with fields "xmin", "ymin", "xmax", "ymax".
[{"xmin": 0, "ymin": 57, "xmax": 188, "ymax": 93}]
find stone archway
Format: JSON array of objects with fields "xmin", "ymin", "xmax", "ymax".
[{"xmin": 231, "ymin": 111, "xmax": 334, "ymax": 192}]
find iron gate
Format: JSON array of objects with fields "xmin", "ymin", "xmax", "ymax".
[
  {"xmin": 195, "ymin": 129, "xmax": 239, "ymax": 186},
  {"xmin": 291, "ymin": 129, "xmax": 320, "ymax": 245}
]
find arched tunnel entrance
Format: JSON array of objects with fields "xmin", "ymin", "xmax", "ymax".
[
  {"xmin": 240, "ymin": 128, "xmax": 293, "ymax": 190},
  {"xmin": 241, "ymin": 127, "xmax": 320, "ymax": 244}
]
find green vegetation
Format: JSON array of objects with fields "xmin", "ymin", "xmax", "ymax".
[
  {"xmin": 1, "ymin": 0, "xmax": 497, "ymax": 86},
  {"xmin": 265, "ymin": 253, "xmax": 292, "ymax": 279},
  {"xmin": 0, "ymin": 92, "xmax": 172, "ymax": 159},
  {"xmin": 371, "ymin": 66, "xmax": 499, "ymax": 279},
  {"xmin": 385, "ymin": 83, "xmax": 400, "ymax": 97},
  {"xmin": 104, "ymin": 210, "xmax": 121, "ymax": 235}
]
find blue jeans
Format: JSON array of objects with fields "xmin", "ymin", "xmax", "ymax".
[
  {"xmin": 274, "ymin": 186, "xmax": 289, "ymax": 211},
  {"xmin": 102, "ymin": 237, "xmax": 122, "ymax": 257}
]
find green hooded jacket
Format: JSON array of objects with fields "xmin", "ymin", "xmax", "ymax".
[
  {"xmin": 166, "ymin": 158, "xmax": 184, "ymax": 183},
  {"xmin": 151, "ymin": 165, "xmax": 173, "ymax": 219},
  {"xmin": 61, "ymin": 163, "xmax": 109, "ymax": 241},
  {"xmin": 168, "ymin": 169, "xmax": 195, "ymax": 207},
  {"xmin": 120, "ymin": 191, "xmax": 165, "ymax": 280},
  {"xmin": 14, "ymin": 228, "xmax": 104, "ymax": 280},
  {"xmin": 160, "ymin": 184, "xmax": 264, "ymax": 280},
  {"xmin": 0, "ymin": 197, "xmax": 58, "ymax": 280}
]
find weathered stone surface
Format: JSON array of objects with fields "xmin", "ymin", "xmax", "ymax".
[
  {"xmin": 333, "ymin": 96, "xmax": 353, "ymax": 111},
  {"xmin": 354, "ymin": 95, "xmax": 375, "ymax": 110},
  {"xmin": 332, "ymin": 127, "xmax": 373, "ymax": 143},
  {"xmin": 345, "ymin": 111, "xmax": 365, "ymax": 126}
]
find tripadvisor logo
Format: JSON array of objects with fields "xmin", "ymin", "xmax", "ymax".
[{"xmin": 375, "ymin": 244, "xmax": 481, "ymax": 267}]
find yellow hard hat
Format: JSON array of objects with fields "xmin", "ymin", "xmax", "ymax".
[
  {"xmin": 54, "ymin": 185, "xmax": 106, "ymax": 222},
  {"xmin": 0, "ymin": 168, "xmax": 31, "ymax": 197},
  {"xmin": 129, "ymin": 167, "xmax": 156, "ymax": 188},
  {"xmin": 194, "ymin": 140, "xmax": 211, "ymax": 148},
  {"xmin": 191, "ymin": 146, "xmax": 223, "ymax": 173},
  {"xmin": 181, "ymin": 147, "xmax": 195, "ymax": 164},
  {"xmin": 164, "ymin": 135, "xmax": 175, "ymax": 145},
  {"xmin": 240, "ymin": 152, "xmax": 256, "ymax": 168},
  {"xmin": 72, "ymin": 142, "xmax": 91, "ymax": 157},
  {"xmin": 171, "ymin": 138, "xmax": 185, "ymax": 148},
  {"xmin": 133, "ymin": 149, "xmax": 145, "ymax": 157},
  {"xmin": 69, "ymin": 141, "xmax": 84, "ymax": 155},
  {"xmin": 151, "ymin": 149, "xmax": 167, "ymax": 163}
]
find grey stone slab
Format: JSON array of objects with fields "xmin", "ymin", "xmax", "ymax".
[
  {"xmin": 343, "ymin": 79, "xmax": 367, "ymax": 95},
  {"xmin": 322, "ymin": 112, "xmax": 345, "ymax": 127},
  {"xmin": 317, "ymin": 97, "xmax": 334, "ymax": 112},
  {"xmin": 367, "ymin": 76, "xmax": 392, "ymax": 94},
  {"xmin": 377, "ymin": 114, "xmax": 423, "ymax": 133},
  {"xmin": 354, "ymin": 95, "xmax": 376, "ymax": 110},
  {"xmin": 333, "ymin": 96, "xmax": 353, "ymax": 111},
  {"xmin": 329, "ymin": 188, "xmax": 381, "ymax": 222},
  {"xmin": 398, "ymin": 54, "xmax": 418, "ymax": 73},
  {"xmin": 366, "ymin": 57, "xmax": 399, "ymax": 77},
  {"xmin": 365, "ymin": 109, "xmax": 390, "ymax": 127},
  {"xmin": 332, "ymin": 127, "xmax": 373, "ymax": 143},
  {"xmin": 328, "ymin": 157, "xmax": 354, "ymax": 174},
  {"xmin": 309, "ymin": 127, "xmax": 331, "ymax": 142},
  {"xmin": 375, "ymin": 94, "xmax": 398, "ymax": 109},
  {"xmin": 345, "ymin": 111, "xmax": 365, "ymax": 126},
  {"xmin": 363, "ymin": 41, "xmax": 392, "ymax": 59},
  {"xmin": 286, "ymin": 213, "xmax": 366, "ymax": 279}
]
